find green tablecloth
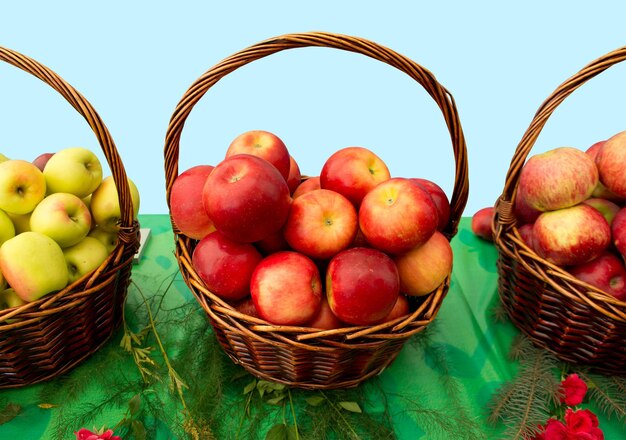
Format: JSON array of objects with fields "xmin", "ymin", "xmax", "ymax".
[{"xmin": 0, "ymin": 215, "xmax": 623, "ymax": 439}]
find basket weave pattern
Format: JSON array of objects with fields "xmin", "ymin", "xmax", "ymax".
[
  {"xmin": 494, "ymin": 47, "xmax": 626, "ymax": 375},
  {"xmin": 164, "ymin": 32, "xmax": 469, "ymax": 389},
  {"xmin": 0, "ymin": 47, "xmax": 140, "ymax": 388}
]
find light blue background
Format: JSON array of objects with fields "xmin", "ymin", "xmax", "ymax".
[{"xmin": 2, "ymin": 2, "xmax": 626, "ymax": 215}]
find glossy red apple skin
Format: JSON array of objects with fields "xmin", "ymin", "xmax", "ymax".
[
  {"xmin": 597, "ymin": 131, "xmax": 626, "ymax": 199},
  {"xmin": 568, "ymin": 251, "xmax": 626, "ymax": 301},
  {"xmin": 284, "ymin": 189, "xmax": 357, "ymax": 260},
  {"xmin": 202, "ymin": 154, "xmax": 291, "ymax": 243},
  {"xmin": 582, "ymin": 198, "xmax": 621, "ymax": 226},
  {"xmin": 381, "ymin": 295, "xmax": 410, "ymax": 323},
  {"xmin": 359, "ymin": 178, "xmax": 438, "ymax": 255},
  {"xmin": 471, "ymin": 207, "xmax": 494, "ymax": 242},
  {"xmin": 307, "ymin": 295, "xmax": 344, "ymax": 330},
  {"xmin": 612, "ymin": 207, "xmax": 626, "ymax": 260},
  {"xmin": 192, "ymin": 231, "xmax": 263, "ymax": 301},
  {"xmin": 230, "ymin": 296, "xmax": 260, "ymax": 318},
  {"xmin": 326, "ymin": 247, "xmax": 400, "ymax": 326},
  {"xmin": 292, "ymin": 176, "xmax": 321, "ymax": 199},
  {"xmin": 514, "ymin": 191, "xmax": 541, "ymax": 224},
  {"xmin": 518, "ymin": 223, "xmax": 536, "ymax": 250},
  {"xmin": 251, "ymin": 251, "xmax": 322, "ymax": 326},
  {"xmin": 533, "ymin": 204, "xmax": 611, "ymax": 266},
  {"xmin": 320, "ymin": 146, "xmax": 390, "ymax": 207},
  {"xmin": 225, "ymin": 130, "xmax": 291, "ymax": 181},
  {"xmin": 170, "ymin": 165, "xmax": 216, "ymax": 240},
  {"xmin": 586, "ymin": 140, "xmax": 624, "ymax": 202},
  {"xmin": 32, "ymin": 152, "xmax": 54, "ymax": 172},
  {"xmin": 517, "ymin": 147, "xmax": 598, "ymax": 212},
  {"xmin": 409, "ymin": 178, "xmax": 450, "ymax": 231},
  {"xmin": 255, "ymin": 228, "xmax": 290, "ymax": 255},
  {"xmin": 286, "ymin": 156, "xmax": 302, "ymax": 194}
]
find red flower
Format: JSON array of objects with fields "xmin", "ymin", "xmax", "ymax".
[
  {"xmin": 75, "ymin": 428, "xmax": 121, "ymax": 440},
  {"xmin": 560, "ymin": 373, "xmax": 588, "ymax": 406},
  {"xmin": 532, "ymin": 410, "xmax": 603, "ymax": 440}
]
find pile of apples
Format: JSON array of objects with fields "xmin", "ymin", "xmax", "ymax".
[
  {"xmin": 473, "ymin": 130, "xmax": 626, "ymax": 301},
  {"xmin": 0, "ymin": 148, "xmax": 140, "ymax": 310},
  {"xmin": 170, "ymin": 130, "xmax": 453, "ymax": 329}
]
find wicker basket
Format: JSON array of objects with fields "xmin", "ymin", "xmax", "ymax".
[
  {"xmin": 493, "ymin": 47, "xmax": 626, "ymax": 375},
  {"xmin": 0, "ymin": 47, "xmax": 140, "ymax": 388},
  {"xmin": 164, "ymin": 32, "xmax": 469, "ymax": 389}
]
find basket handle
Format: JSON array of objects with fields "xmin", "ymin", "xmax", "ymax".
[
  {"xmin": 0, "ymin": 46, "xmax": 137, "ymax": 242},
  {"xmin": 496, "ymin": 46, "xmax": 626, "ymax": 230},
  {"xmin": 164, "ymin": 31, "xmax": 469, "ymax": 238}
]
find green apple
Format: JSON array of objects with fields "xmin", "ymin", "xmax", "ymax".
[
  {"xmin": 90, "ymin": 175, "xmax": 140, "ymax": 232},
  {"xmin": 43, "ymin": 147, "xmax": 103, "ymax": 198},
  {"xmin": 0, "ymin": 265, "xmax": 6, "ymax": 290},
  {"xmin": 0, "ymin": 153, "xmax": 9, "ymax": 163},
  {"xmin": 30, "ymin": 193, "xmax": 92, "ymax": 248},
  {"xmin": 0, "ymin": 209, "xmax": 15, "ymax": 246},
  {"xmin": 0, "ymin": 231, "xmax": 69, "ymax": 302},
  {"xmin": 63, "ymin": 236, "xmax": 109, "ymax": 284},
  {"xmin": 0, "ymin": 159, "xmax": 46, "ymax": 214},
  {"xmin": 0, "ymin": 288, "xmax": 26, "ymax": 310},
  {"xmin": 88, "ymin": 226, "xmax": 118, "ymax": 254},
  {"xmin": 7, "ymin": 211, "xmax": 31, "ymax": 234}
]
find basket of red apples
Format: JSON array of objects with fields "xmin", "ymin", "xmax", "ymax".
[
  {"xmin": 0, "ymin": 47, "xmax": 140, "ymax": 388},
  {"xmin": 164, "ymin": 32, "xmax": 469, "ymax": 389},
  {"xmin": 493, "ymin": 47, "xmax": 626, "ymax": 374}
]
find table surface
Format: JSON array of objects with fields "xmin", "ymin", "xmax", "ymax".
[{"xmin": 0, "ymin": 215, "xmax": 624, "ymax": 439}]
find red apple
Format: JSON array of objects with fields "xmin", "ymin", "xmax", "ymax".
[
  {"xmin": 359, "ymin": 178, "xmax": 438, "ymax": 255},
  {"xmin": 517, "ymin": 147, "xmax": 598, "ymax": 211},
  {"xmin": 471, "ymin": 207, "xmax": 494, "ymax": 242},
  {"xmin": 612, "ymin": 207, "xmax": 626, "ymax": 260},
  {"xmin": 32, "ymin": 152, "xmax": 54, "ymax": 172},
  {"xmin": 320, "ymin": 146, "xmax": 390, "ymax": 207},
  {"xmin": 393, "ymin": 231, "xmax": 453, "ymax": 296},
  {"xmin": 586, "ymin": 140, "xmax": 624, "ymax": 202},
  {"xmin": 255, "ymin": 228, "xmax": 290, "ymax": 255},
  {"xmin": 518, "ymin": 223, "xmax": 536, "ymax": 250},
  {"xmin": 596, "ymin": 131, "xmax": 626, "ymax": 199},
  {"xmin": 382, "ymin": 295, "xmax": 410, "ymax": 323},
  {"xmin": 533, "ymin": 204, "xmax": 611, "ymax": 266},
  {"xmin": 292, "ymin": 176, "xmax": 321, "ymax": 199},
  {"xmin": 170, "ymin": 165, "xmax": 216, "ymax": 240},
  {"xmin": 283, "ymin": 189, "xmax": 357, "ymax": 260},
  {"xmin": 568, "ymin": 251, "xmax": 626, "ymax": 301},
  {"xmin": 192, "ymin": 231, "xmax": 263, "ymax": 301},
  {"xmin": 582, "ymin": 198, "xmax": 621, "ymax": 226},
  {"xmin": 514, "ymin": 191, "xmax": 541, "ymax": 224},
  {"xmin": 202, "ymin": 154, "xmax": 291, "ymax": 243},
  {"xmin": 251, "ymin": 251, "xmax": 322, "ymax": 326},
  {"xmin": 230, "ymin": 296, "xmax": 260, "ymax": 318},
  {"xmin": 326, "ymin": 247, "xmax": 400, "ymax": 326},
  {"xmin": 225, "ymin": 130, "xmax": 290, "ymax": 181},
  {"xmin": 286, "ymin": 155, "xmax": 301, "ymax": 194},
  {"xmin": 409, "ymin": 178, "xmax": 450, "ymax": 231},
  {"xmin": 307, "ymin": 295, "xmax": 343, "ymax": 330}
]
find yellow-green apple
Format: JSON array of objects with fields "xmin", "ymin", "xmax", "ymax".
[
  {"xmin": 170, "ymin": 165, "xmax": 216, "ymax": 240},
  {"xmin": 612, "ymin": 207, "xmax": 626, "ymax": 260},
  {"xmin": 0, "ymin": 288, "xmax": 26, "ymax": 310},
  {"xmin": 192, "ymin": 231, "xmax": 263, "ymax": 301},
  {"xmin": 32, "ymin": 152, "xmax": 54, "ymax": 172},
  {"xmin": 287, "ymin": 155, "xmax": 301, "ymax": 195},
  {"xmin": 326, "ymin": 247, "xmax": 400, "ymax": 326},
  {"xmin": 320, "ymin": 146, "xmax": 391, "ymax": 207},
  {"xmin": 0, "ymin": 265, "xmax": 5, "ymax": 290},
  {"xmin": 90, "ymin": 175, "xmax": 140, "ymax": 232},
  {"xmin": 586, "ymin": 140, "xmax": 624, "ymax": 202},
  {"xmin": 409, "ymin": 178, "xmax": 450, "ymax": 231},
  {"xmin": 202, "ymin": 154, "xmax": 291, "ymax": 243},
  {"xmin": 307, "ymin": 295, "xmax": 343, "ymax": 330},
  {"xmin": 582, "ymin": 198, "xmax": 621, "ymax": 226},
  {"xmin": 283, "ymin": 189, "xmax": 358, "ymax": 260},
  {"xmin": 0, "ymin": 209, "xmax": 15, "ymax": 246},
  {"xmin": 533, "ymin": 204, "xmax": 611, "ymax": 266},
  {"xmin": 0, "ymin": 159, "xmax": 46, "ymax": 214},
  {"xmin": 0, "ymin": 231, "xmax": 69, "ymax": 302},
  {"xmin": 514, "ymin": 190, "xmax": 541, "ymax": 224},
  {"xmin": 30, "ymin": 193, "xmax": 92, "ymax": 248},
  {"xmin": 250, "ymin": 251, "xmax": 322, "ymax": 325},
  {"xmin": 63, "ymin": 236, "xmax": 109, "ymax": 284},
  {"xmin": 88, "ymin": 226, "xmax": 118, "ymax": 254},
  {"xmin": 596, "ymin": 131, "xmax": 626, "ymax": 198},
  {"xmin": 225, "ymin": 130, "xmax": 291, "ymax": 181},
  {"xmin": 393, "ymin": 231, "xmax": 453, "ymax": 296},
  {"xmin": 293, "ymin": 176, "xmax": 320, "ymax": 199},
  {"xmin": 517, "ymin": 147, "xmax": 598, "ymax": 211},
  {"xmin": 43, "ymin": 147, "xmax": 103, "ymax": 198},
  {"xmin": 7, "ymin": 212, "xmax": 31, "ymax": 234},
  {"xmin": 568, "ymin": 252, "xmax": 626, "ymax": 301},
  {"xmin": 0, "ymin": 153, "xmax": 9, "ymax": 163},
  {"xmin": 359, "ymin": 178, "xmax": 438, "ymax": 255},
  {"xmin": 381, "ymin": 294, "xmax": 410, "ymax": 323},
  {"xmin": 471, "ymin": 207, "xmax": 494, "ymax": 242}
]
